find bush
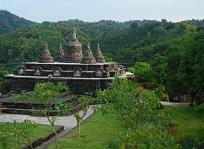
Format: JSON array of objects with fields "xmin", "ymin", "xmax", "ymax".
[
  {"xmin": 194, "ymin": 103, "xmax": 204, "ymax": 112},
  {"xmin": 120, "ymin": 124, "xmax": 178, "ymax": 149},
  {"xmin": 0, "ymin": 69, "xmax": 9, "ymax": 92},
  {"xmin": 178, "ymin": 135, "xmax": 202, "ymax": 149}
]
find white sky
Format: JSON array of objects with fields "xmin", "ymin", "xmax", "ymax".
[{"xmin": 1, "ymin": 0, "xmax": 204, "ymax": 22}]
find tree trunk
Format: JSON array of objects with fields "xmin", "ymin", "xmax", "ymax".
[
  {"xmin": 190, "ymin": 93, "xmax": 195, "ymax": 106},
  {"xmin": 76, "ymin": 118, "xmax": 80, "ymax": 139},
  {"xmin": 27, "ymin": 138, "xmax": 33, "ymax": 149},
  {"xmin": 190, "ymin": 98, "xmax": 194, "ymax": 106},
  {"xmin": 48, "ymin": 116, "xmax": 58, "ymax": 149},
  {"xmin": 52, "ymin": 125, "xmax": 58, "ymax": 149}
]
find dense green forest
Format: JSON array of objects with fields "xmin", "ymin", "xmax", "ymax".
[{"xmin": 0, "ymin": 10, "xmax": 203, "ymax": 102}]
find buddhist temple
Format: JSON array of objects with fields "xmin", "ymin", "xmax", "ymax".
[{"xmin": 2, "ymin": 28, "xmax": 134, "ymax": 94}]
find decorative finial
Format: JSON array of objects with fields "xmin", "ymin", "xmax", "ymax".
[
  {"xmin": 45, "ymin": 42, "xmax": 48, "ymax": 49},
  {"xmin": 87, "ymin": 42, "xmax": 91, "ymax": 50},
  {"xmin": 60, "ymin": 43, "xmax": 62, "ymax": 49},
  {"xmin": 98, "ymin": 43, "xmax": 100, "ymax": 50},
  {"xmin": 72, "ymin": 26, "xmax": 77, "ymax": 40}
]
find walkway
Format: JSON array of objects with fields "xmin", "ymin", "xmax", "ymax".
[
  {"xmin": 0, "ymin": 106, "xmax": 94, "ymax": 129},
  {"xmin": 160, "ymin": 101, "xmax": 189, "ymax": 106}
]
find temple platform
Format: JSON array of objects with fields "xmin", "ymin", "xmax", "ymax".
[
  {"xmin": 0, "ymin": 94, "xmax": 83, "ymax": 116},
  {"xmin": 2, "ymin": 61, "xmax": 133, "ymax": 94},
  {"xmin": 2, "ymin": 74, "xmax": 114, "ymax": 94}
]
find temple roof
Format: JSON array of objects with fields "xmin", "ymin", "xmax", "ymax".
[
  {"xmin": 55, "ymin": 44, "xmax": 64, "ymax": 62},
  {"xmin": 96, "ymin": 43, "xmax": 106, "ymax": 63},
  {"xmin": 39, "ymin": 43, "xmax": 54, "ymax": 63},
  {"xmin": 81, "ymin": 43, "xmax": 96, "ymax": 64}
]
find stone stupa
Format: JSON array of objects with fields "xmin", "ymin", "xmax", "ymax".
[
  {"xmin": 81, "ymin": 43, "xmax": 96, "ymax": 64},
  {"xmin": 64, "ymin": 27, "xmax": 83, "ymax": 63},
  {"xmin": 55, "ymin": 44, "xmax": 64, "ymax": 62},
  {"xmin": 96, "ymin": 43, "xmax": 106, "ymax": 63},
  {"xmin": 39, "ymin": 43, "xmax": 54, "ymax": 63}
]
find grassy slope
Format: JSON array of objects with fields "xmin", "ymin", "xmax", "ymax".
[
  {"xmin": 0, "ymin": 122, "xmax": 54, "ymax": 148},
  {"xmin": 49, "ymin": 112, "xmax": 122, "ymax": 149},
  {"xmin": 164, "ymin": 106, "xmax": 204, "ymax": 140}
]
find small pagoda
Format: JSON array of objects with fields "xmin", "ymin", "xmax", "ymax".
[
  {"xmin": 96, "ymin": 43, "xmax": 106, "ymax": 63},
  {"xmin": 82, "ymin": 43, "xmax": 96, "ymax": 64},
  {"xmin": 55, "ymin": 44, "xmax": 64, "ymax": 62},
  {"xmin": 39, "ymin": 43, "xmax": 54, "ymax": 63},
  {"xmin": 64, "ymin": 27, "xmax": 83, "ymax": 63}
]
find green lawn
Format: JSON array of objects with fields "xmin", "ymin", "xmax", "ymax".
[
  {"xmin": 49, "ymin": 112, "xmax": 122, "ymax": 149},
  {"xmin": 48, "ymin": 106, "xmax": 204, "ymax": 149},
  {"xmin": 164, "ymin": 106, "xmax": 204, "ymax": 140},
  {"xmin": 0, "ymin": 122, "xmax": 54, "ymax": 149}
]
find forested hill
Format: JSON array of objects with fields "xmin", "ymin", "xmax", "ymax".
[
  {"xmin": 0, "ymin": 11, "xmax": 203, "ymax": 100},
  {"xmin": 0, "ymin": 18, "xmax": 157, "ymax": 65},
  {"xmin": 0, "ymin": 10, "xmax": 33, "ymax": 34},
  {"xmin": 0, "ymin": 18, "xmax": 203, "ymax": 66}
]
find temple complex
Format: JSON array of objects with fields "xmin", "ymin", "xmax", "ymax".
[{"xmin": 2, "ymin": 28, "xmax": 134, "ymax": 94}]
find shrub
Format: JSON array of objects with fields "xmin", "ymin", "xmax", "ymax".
[
  {"xmin": 194, "ymin": 103, "xmax": 204, "ymax": 112},
  {"xmin": 178, "ymin": 135, "xmax": 202, "ymax": 149},
  {"xmin": 97, "ymin": 78, "xmax": 178, "ymax": 148}
]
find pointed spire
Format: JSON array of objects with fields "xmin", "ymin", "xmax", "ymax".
[
  {"xmin": 39, "ymin": 42, "xmax": 54, "ymax": 63},
  {"xmin": 59, "ymin": 43, "xmax": 64, "ymax": 55},
  {"xmin": 60, "ymin": 43, "xmax": 62, "ymax": 49},
  {"xmin": 87, "ymin": 42, "xmax": 91, "ymax": 50},
  {"xmin": 72, "ymin": 26, "xmax": 77, "ymax": 40},
  {"xmin": 96, "ymin": 43, "xmax": 106, "ymax": 63},
  {"xmin": 45, "ymin": 42, "xmax": 48, "ymax": 49},
  {"xmin": 55, "ymin": 43, "xmax": 64, "ymax": 62},
  {"xmin": 81, "ymin": 43, "xmax": 96, "ymax": 64},
  {"xmin": 98, "ymin": 43, "xmax": 100, "ymax": 50}
]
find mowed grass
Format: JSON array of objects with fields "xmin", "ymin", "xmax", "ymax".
[
  {"xmin": 49, "ymin": 111, "xmax": 122, "ymax": 149},
  {"xmin": 48, "ymin": 106, "xmax": 203, "ymax": 149},
  {"xmin": 0, "ymin": 122, "xmax": 54, "ymax": 149},
  {"xmin": 164, "ymin": 106, "xmax": 204, "ymax": 140}
]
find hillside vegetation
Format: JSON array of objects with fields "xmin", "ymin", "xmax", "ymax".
[
  {"xmin": 0, "ymin": 10, "xmax": 33, "ymax": 34},
  {"xmin": 0, "ymin": 12, "xmax": 203, "ymax": 100}
]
